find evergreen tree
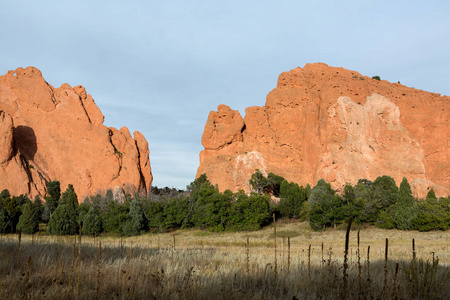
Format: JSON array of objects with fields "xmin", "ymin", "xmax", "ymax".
[
  {"xmin": 376, "ymin": 208, "xmax": 395, "ymax": 229},
  {"xmin": 228, "ymin": 193, "xmax": 271, "ymax": 231},
  {"xmin": 17, "ymin": 202, "xmax": 39, "ymax": 234},
  {"xmin": 426, "ymin": 189, "xmax": 438, "ymax": 203},
  {"xmin": 47, "ymin": 204, "xmax": 71, "ymax": 235},
  {"xmin": 143, "ymin": 198, "xmax": 165, "ymax": 230},
  {"xmin": 308, "ymin": 179, "xmax": 335, "ymax": 229},
  {"xmin": 162, "ymin": 196, "xmax": 189, "ymax": 229},
  {"xmin": 249, "ymin": 169, "xmax": 267, "ymax": 195},
  {"xmin": 44, "ymin": 181, "xmax": 61, "ymax": 221},
  {"xmin": 278, "ymin": 180, "xmax": 307, "ymax": 219},
  {"xmin": 343, "ymin": 184, "xmax": 356, "ymax": 204},
  {"xmin": 82, "ymin": 207, "xmax": 103, "ymax": 236},
  {"xmin": 0, "ymin": 189, "xmax": 11, "ymax": 203},
  {"xmin": 187, "ymin": 174, "xmax": 211, "ymax": 194},
  {"xmin": 394, "ymin": 177, "xmax": 418, "ymax": 230},
  {"xmin": 363, "ymin": 175, "xmax": 398, "ymax": 224},
  {"xmin": 412, "ymin": 199, "xmax": 449, "ymax": 231},
  {"xmin": 0, "ymin": 207, "xmax": 11, "ymax": 234},
  {"xmin": 62, "ymin": 184, "xmax": 79, "ymax": 234},
  {"xmin": 191, "ymin": 178, "xmax": 225, "ymax": 229},
  {"xmin": 340, "ymin": 184, "xmax": 365, "ymax": 223},
  {"xmin": 123, "ymin": 198, "xmax": 146, "ymax": 236},
  {"xmin": 265, "ymin": 173, "xmax": 285, "ymax": 196},
  {"xmin": 33, "ymin": 195, "xmax": 44, "ymax": 223},
  {"xmin": 47, "ymin": 184, "xmax": 79, "ymax": 235},
  {"xmin": 102, "ymin": 201, "xmax": 129, "ymax": 234},
  {"xmin": 371, "ymin": 176, "xmax": 398, "ymax": 207},
  {"xmin": 3, "ymin": 195, "xmax": 21, "ymax": 233},
  {"xmin": 193, "ymin": 189, "xmax": 231, "ymax": 231}
]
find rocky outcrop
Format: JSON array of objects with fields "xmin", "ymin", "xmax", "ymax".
[
  {"xmin": 0, "ymin": 67, "xmax": 152, "ymax": 199},
  {"xmin": 197, "ymin": 63, "xmax": 449, "ymax": 198}
]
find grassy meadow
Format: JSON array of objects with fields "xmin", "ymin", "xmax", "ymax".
[{"xmin": 0, "ymin": 221, "xmax": 449, "ymax": 299}]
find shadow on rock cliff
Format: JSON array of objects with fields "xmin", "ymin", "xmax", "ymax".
[{"xmin": 13, "ymin": 125, "xmax": 37, "ymax": 160}]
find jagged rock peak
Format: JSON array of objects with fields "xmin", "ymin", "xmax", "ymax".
[{"xmin": 0, "ymin": 66, "xmax": 153, "ymax": 200}]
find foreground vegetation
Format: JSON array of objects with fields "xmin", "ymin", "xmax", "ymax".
[
  {"xmin": 0, "ymin": 222, "xmax": 448, "ymax": 299},
  {"xmin": 1, "ymin": 172, "xmax": 448, "ymax": 237}
]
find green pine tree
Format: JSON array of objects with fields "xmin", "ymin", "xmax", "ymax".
[
  {"xmin": 47, "ymin": 204, "xmax": 71, "ymax": 235},
  {"xmin": 394, "ymin": 177, "xmax": 418, "ymax": 230},
  {"xmin": 17, "ymin": 202, "xmax": 39, "ymax": 234},
  {"xmin": 425, "ymin": 189, "xmax": 437, "ymax": 203},
  {"xmin": 62, "ymin": 184, "xmax": 79, "ymax": 234},
  {"xmin": 43, "ymin": 181, "xmax": 61, "ymax": 222},
  {"xmin": 47, "ymin": 184, "xmax": 79, "ymax": 235},
  {"xmin": 3, "ymin": 195, "xmax": 21, "ymax": 233},
  {"xmin": 308, "ymin": 179, "xmax": 338, "ymax": 230}
]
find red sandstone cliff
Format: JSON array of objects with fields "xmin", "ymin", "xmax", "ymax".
[
  {"xmin": 197, "ymin": 63, "xmax": 449, "ymax": 198},
  {"xmin": 0, "ymin": 67, "xmax": 152, "ymax": 199}
]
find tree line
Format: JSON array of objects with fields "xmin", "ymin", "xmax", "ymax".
[{"xmin": 0, "ymin": 172, "xmax": 449, "ymax": 236}]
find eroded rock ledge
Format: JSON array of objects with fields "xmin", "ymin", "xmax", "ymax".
[{"xmin": 197, "ymin": 63, "xmax": 449, "ymax": 198}]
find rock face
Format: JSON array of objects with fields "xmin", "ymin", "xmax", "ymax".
[
  {"xmin": 0, "ymin": 67, "xmax": 152, "ymax": 200},
  {"xmin": 197, "ymin": 63, "xmax": 449, "ymax": 198}
]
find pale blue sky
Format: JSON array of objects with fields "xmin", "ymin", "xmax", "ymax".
[{"xmin": 1, "ymin": 1, "xmax": 449, "ymax": 189}]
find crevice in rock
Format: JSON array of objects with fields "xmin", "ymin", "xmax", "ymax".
[
  {"xmin": 18, "ymin": 154, "xmax": 33, "ymax": 196},
  {"xmin": 134, "ymin": 139, "xmax": 147, "ymax": 195},
  {"xmin": 108, "ymin": 130, "xmax": 122, "ymax": 182},
  {"xmin": 77, "ymin": 95, "xmax": 92, "ymax": 124}
]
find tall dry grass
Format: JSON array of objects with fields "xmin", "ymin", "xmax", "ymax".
[{"xmin": 0, "ymin": 221, "xmax": 448, "ymax": 299}]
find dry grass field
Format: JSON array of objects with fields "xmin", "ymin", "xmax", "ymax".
[{"xmin": 0, "ymin": 221, "xmax": 449, "ymax": 299}]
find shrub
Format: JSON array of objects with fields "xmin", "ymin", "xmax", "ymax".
[
  {"xmin": 228, "ymin": 193, "xmax": 271, "ymax": 231},
  {"xmin": 412, "ymin": 199, "xmax": 449, "ymax": 231}
]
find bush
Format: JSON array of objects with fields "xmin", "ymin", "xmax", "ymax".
[
  {"xmin": 372, "ymin": 76, "xmax": 381, "ymax": 80},
  {"xmin": 412, "ymin": 199, "xmax": 449, "ymax": 231},
  {"xmin": 228, "ymin": 194, "xmax": 271, "ymax": 231}
]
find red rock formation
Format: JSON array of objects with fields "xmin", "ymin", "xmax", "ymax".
[
  {"xmin": 197, "ymin": 63, "xmax": 449, "ymax": 198},
  {"xmin": 0, "ymin": 67, "xmax": 152, "ymax": 200}
]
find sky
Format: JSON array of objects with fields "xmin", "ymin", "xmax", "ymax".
[{"xmin": 1, "ymin": 1, "xmax": 449, "ymax": 189}]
